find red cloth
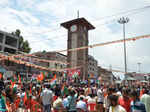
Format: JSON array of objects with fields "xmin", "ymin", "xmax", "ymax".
[
  {"xmin": 87, "ymin": 103, "xmax": 96, "ymax": 111},
  {"xmin": 14, "ymin": 97, "xmax": 21, "ymax": 109},
  {"xmin": 118, "ymin": 96, "xmax": 132, "ymax": 112},
  {"xmin": 140, "ymin": 89, "xmax": 144, "ymax": 98},
  {"xmin": 53, "ymin": 95, "xmax": 58, "ymax": 102},
  {"xmin": 25, "ymin": 99, "xmax": 36, "ymax": 109},
  {"xmin": 31, "ymin": 100, "xmax": 42, "ymax": 112}
]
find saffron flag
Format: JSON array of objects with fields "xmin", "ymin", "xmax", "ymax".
[
  {"xmin": 37, "ymin": 72, "xmax": 44, "ymax": 81},
  {"xmin": 24, "ymin": 92, "xmax": 29, "ymax": 104},
  {"xmin": 19, "ymin": 75, "xmax": 22, "ymax": 84},
  {"xmin": 0, "ymin": 73, "xmax": 2, "ymax": 79}
]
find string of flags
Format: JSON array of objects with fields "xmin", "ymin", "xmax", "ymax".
[
  {"xmin": 55, "ymin": 34, "xmax": 150, "ymax": 53},
  {"xmin": 12, "ymin": 55, "xmax": 68, "ymax": 64},
  {"xmin": 0, "ymin": 53, "xmax": 82, "ymax": 72}
]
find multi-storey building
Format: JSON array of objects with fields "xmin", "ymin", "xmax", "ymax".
[
  {"xmin": 33, "ymin": 52, "xmax": 67, "ymax": 70},
  {"xmin": 97, "ymin": 66, "xmax": 114, "ymax": 84},
  {"xmin": 88, "ymin": 55, "xmax": 98, "ymax": 79},
  {"xmin": 0, "ymin": 30, "xmax": 19, "ymax": 54}
]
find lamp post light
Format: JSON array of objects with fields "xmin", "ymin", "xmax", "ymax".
[{"xmin": 118, "ymin": 17, "xmax": 129, "ymax": 76}]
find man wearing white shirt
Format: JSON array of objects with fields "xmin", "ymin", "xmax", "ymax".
[
  {"xmin": 41, "ymin": 85, "xmax": 53, "ymax": 112},
  {"xmin": 76, "ymin": 96, "xmax": 87, "ymax": 112}
]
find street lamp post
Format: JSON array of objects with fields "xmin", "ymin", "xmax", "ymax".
[
  {"xmin": 118, "ymin": 17, "xmax": 129, "ymax": 76},
  {"xmin": 137, "ymin": 62, "xmax": 141, "ymax": 73}
]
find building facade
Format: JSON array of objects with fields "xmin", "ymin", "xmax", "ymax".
[
  {"xmin": 33, "ymin": 52, "xmax": 67, "ymax": 70},
  {"xmin": 0, "ymin": 30, "xmax": 19, "ymax": 54},
  {"xmin": 97, "ymin": 66, "xmax": 114, "ymax": 84},
  {"xmin": 88, "ymin": 55, "xmax": 98, "ymax": 79}
]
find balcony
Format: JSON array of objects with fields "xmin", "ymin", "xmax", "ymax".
[{"xmin": 5, "ymin": 36, "xmax": 18, "ymax": 48}]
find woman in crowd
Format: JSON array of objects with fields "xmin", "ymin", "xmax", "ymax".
[
  {"xmin": 118, "ymin": 88, "xmax": 131, "ymax": 112},
  {"xmin": 109, "ymin": 94, "xmax": 126, "ymax": 112}
]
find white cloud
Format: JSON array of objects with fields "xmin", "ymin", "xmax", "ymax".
[
  {"xmin": 0, "ymin": 0, "xmax": 9, "ymax": 6},
  {"xmin": 15, "ymin": 0, "xmax": 36, "ymax": 9},
  {"xmin": 36, "ymin": 0, "xmax": 67, "ymax": 19},
  {"xmin": 7, "ymin": 8, "xmax": 40, "ymax": 25}
]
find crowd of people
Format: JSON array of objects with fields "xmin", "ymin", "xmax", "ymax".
[{"xmin": 0, "ymin": 77, "xmax": 150, "ymax": 112}]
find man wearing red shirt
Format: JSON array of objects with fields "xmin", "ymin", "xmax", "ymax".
[{"xmin": 118, "ymin": 88, "xmax": 131, "ymax": 112}]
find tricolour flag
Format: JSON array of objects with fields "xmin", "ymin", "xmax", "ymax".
[
  {"xmin": 10, "ymin": 77, "xmax": 15, "ymax": 88},
  {"xmin": 50, "ymin": 74, "xmax": 57, "ymax": 87}
]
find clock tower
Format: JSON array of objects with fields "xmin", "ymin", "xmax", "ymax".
[{"xmin": 61, "ymin": 18, "xmax": 95, "ymax": 80}]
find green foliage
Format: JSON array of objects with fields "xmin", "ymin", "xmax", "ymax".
[
  {"xmin": 42, "ymin": 50, "xmax": 46, "ymax": 53},
  {"xmin": 13, "ymin": 29, "xmax": 31, "ymax": 53}
]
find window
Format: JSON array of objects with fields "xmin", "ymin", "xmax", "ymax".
[
  {"xmin": 60, "ymin": 65, "xmax": 63, "ymax": 69},
  {"xmin": 0, "ymin": 33, "xmax": 4, "ymax": 43},
  {"xmin": 55, "ymin": 63, "xmax": 57, "ymax": 68}
]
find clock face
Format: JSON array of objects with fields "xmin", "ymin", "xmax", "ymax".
[{"xmin": 70, "ymin": 25, "xmax": 77, "ymax": 32}]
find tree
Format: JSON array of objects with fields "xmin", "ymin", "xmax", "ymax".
[
  {"xmin": 42, "ymin": 50, "xmax": 46, "ymax": 53},
  {"xmin": 13, "ymin": 29, "xmax": 31, "ymax": 53}
]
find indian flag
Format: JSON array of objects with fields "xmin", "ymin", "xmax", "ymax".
[{"xmin": 50, "ymin": 74, "xmax": 57, "ymax": 87}]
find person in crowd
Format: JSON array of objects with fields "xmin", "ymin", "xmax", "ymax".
[
  {"xmin": 97, "ymin": 85, "xmax": 104, "ymax": 112},
  {"xmin": 17, "ymin": 87, "xmax": 25, "ymax": 112},
  {"xmin": 54, "ymin": 84, "xmax": 61, "ymax": 97},
  {"xmin": 76, "ymin": 96, "xmax": 87, "ymax": 112},
  {"xmin": 130, "ymin": 90, "xmax": 146, "ymax": 112},
  {"xmin": 116, "ymin": 87, "xmax": 122, "ymax": 96},
  {"xmin": 118, "ymin": 88, "xmax": 131, "ymax": 112},
  {"xmin": 53, "ymin": 93, "xmax": 64, "ymax": 112},
  {"xmin": 104, "ymin": 88, "xmax": 113, "ymax": 112},
  {"xmin": 40, "ymin": 84, "xmax": 53, "ymax": 112},
  {"xmin": 5, "ymin": 86, "xmax": 14, "ymax": 112},
  {"xmin": 62, "ymin": 94, "xmax": 69, "ymax": 110},
  {"xmin": 148, "ymin": 86, "xmax": 150, "ymax": 95},
  {"xmin": 87, "ymin": 94, "xmax": 97, "ymax": 112},
  {"xmin": 140, "ymin": 89, "xmax": 150, "ymax": 112},
  {"xmin": 85, "ymin": 85, "xmax": 92, "ymax": 97},
  {"xmin": 67, "ymin": 89, "xmax": 78, "ymax": 112},
  {"xmin": 109, "ymin": 94, "xmax": 126, "ymax": 112},
  {"xmin": 0, "ymin": 80, "xmax": 8, "ymax": 112}
]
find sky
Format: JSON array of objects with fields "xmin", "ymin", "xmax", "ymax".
[{"xmin": 0, "ymin": 0, "xmax": 150, "ymax": 79}]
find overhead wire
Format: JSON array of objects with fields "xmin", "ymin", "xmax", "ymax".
[{"xmin": 50, "ymin": 34, "xmax": 150, "ymax": 53}]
